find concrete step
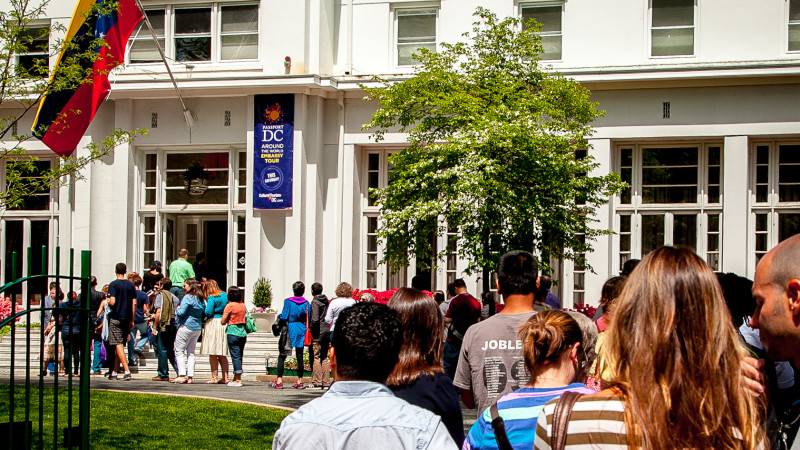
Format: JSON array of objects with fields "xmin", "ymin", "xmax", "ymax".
[{"xmin": 0, "ymin": 329, "xmax": 300, "ymax": 379}]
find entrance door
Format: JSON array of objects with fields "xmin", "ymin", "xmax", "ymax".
[{"xmin": 176, "ymin": 216, "xmax": 228, "ymax": 289}]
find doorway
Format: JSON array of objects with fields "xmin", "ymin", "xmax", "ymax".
[{"xmin": 175, "ymin": 215, "xmax": 229, "ymax": 290}]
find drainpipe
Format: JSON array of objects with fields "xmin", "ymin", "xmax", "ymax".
[
  {"xmin": 335, "ymin": 91, "xmax": 346, "ymax": 282},
  {"xmin": 347, "ymin": 0, "xmax": 353, "ymax": 74}
]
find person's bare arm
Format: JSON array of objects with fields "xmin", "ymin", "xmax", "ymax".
[
  {"xmin": 741, "ymin": 356, "xmax": 766, "ymax": 397},
  {"xmin": 107, "ymin": 296, "xmax": 116, "ymax": 307},
  {"xmin": 130, "ymin": 298, "xmax": 137, "ymax": 331},
  {"xmin": 221, "ymin": 309, "xmax": 231, "ymax": 326},
  {"xmin": 97, "ymin": 299, "xmax": 106, "ymax": 318},
  {"xmin": 459, "ymin": 388, "xmax": 475, "ymax": 409}
]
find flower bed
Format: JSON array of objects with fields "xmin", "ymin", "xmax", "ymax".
[{"xmin": 351, "ymin": 288, "xmax": 432, "ymax": 304}]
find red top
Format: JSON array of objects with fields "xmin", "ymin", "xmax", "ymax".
[
  {"xmin": 445, "ymin": 293, "xmax": 481, "ymax": 343},
  {"xmin": 224, "ymin": 302, "xmax": 247, "ymax": 325},
  {"xmin": 596, "ymin": 313, "xmax": 611, "ymax": 333}
]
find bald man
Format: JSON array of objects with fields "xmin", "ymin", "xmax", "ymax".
[{"xmin": 750, "ymin": 233, "xmax": 800, "ymax": 450}]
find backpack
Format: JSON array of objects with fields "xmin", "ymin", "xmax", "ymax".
[{"xmin": 158, "ymin": 291, "xmax": 175, "ymax": 332}]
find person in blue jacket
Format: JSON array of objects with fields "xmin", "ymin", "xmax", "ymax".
[{"xmin": 272, "ymin": 281, "xmax": 310, "ymax": 390}]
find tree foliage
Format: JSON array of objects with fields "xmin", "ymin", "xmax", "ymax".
[
  {"xmin": 0, "ymin": 0, "xmax": 145, "ymax": 210},
  {"xmin": 363, "ymin": 8, "xmax": 624, "ymax": 276}
]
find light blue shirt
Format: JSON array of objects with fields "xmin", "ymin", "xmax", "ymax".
[
  {"xmin": 205, "ymin": 293, "xmax": 228, "ymax": 319},
  {"xmin": 273, "ymin": 381, "xmax": 457, "ymax": 450},
  {"xmin": 176, "ymin": 294, "xmax": 204, "ymax": 331}
]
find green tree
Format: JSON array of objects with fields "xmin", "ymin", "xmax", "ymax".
[
  {"xmin": 363, "ymin": 8, "xmax": 624, "ymax": 281},
  {"xmin": 0, "ymin": 0, "xmax": 144, "ymax": 210}
]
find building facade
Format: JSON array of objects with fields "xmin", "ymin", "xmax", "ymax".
[{"xmin": 3, "ymin": 0, "xmax": 800, "ymax": 310}]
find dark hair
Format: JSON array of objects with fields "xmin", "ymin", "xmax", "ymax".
[
  {"xmin": 227, "ymin": 286, "xmax": 243, "ymax": 303},
  {"xmin": 151, "ymin": 260, "xmax": 163, "ymax": 272},
  {"xmin": 519, "ymin": 310, "xmax": 583, "ymax": 384},
  {"xmin": 196, "ymin": 252, "xmax": 205, "ymax": 261},
  {"xmin": 433, "ymin": 290, "xmax": 445, "ymax": 305},
  {"xmin": 115, "ymin": 263, "xmax": 127, "ymax": 275},
  {"xmin": 482, "ymin": 291, "xmax": 496, "ymax": 316},
  {"xmin": 332, "ymin": 302, "xmax": 402, "ymax": 383},
  {"xmin": 600, "ymin": 276, "xmax": 626, "ymax": 312},
  {"xmin": 446, "ymin": 282, "xmax": 456, "ymax": 297},
  {"xmin": 716, "ymin": 272, "xmax": 756, "ymax": 329},
  {"xmin": 497, "ymin": 250, "xmax": 538, "ymax": 296},
  {"xmin": 185, "ymin": 279, "xmax": 202, "ymax": 299},
  {"xmin": 386, "ymin": 288, "xmax": 443, "ymax": 386},
  {"xmin": 453, "ymin": 278, "xmax": 467, "ymax": 289},
  {"xmin": 67, "ymin": 291, "xmax": 79, "ymax": 304},
  {"xmin": 311, "ymin": 282, "xmax": 323, "ymax": 296},
  {"xmin": 90, "ymin": 276, "xmax": 98, "ymax": 287},
  {"xmin": 620, "ymin": 258, "xmax": 641, "ymax": 277},
  {"xmin": 292, "ymin": 281, "xmax": 305, "ymax": 297},
  {"xmin": 160, "ymin": 278, "xmax": 173, "ymax": 291}
]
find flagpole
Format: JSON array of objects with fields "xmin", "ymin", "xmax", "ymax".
[{"xmin": 132, "ymin": 0, "xmax": 194, "ymax": 128}]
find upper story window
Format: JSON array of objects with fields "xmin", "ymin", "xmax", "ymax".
[
  {"xmin": 16, "ymin": 25, "xmax": 49, "ymax": 78},
  {"xmin": 650, "ymin": 0, "xmax": 694, "ymax": 57},
  {"xmin": 5, "ymin": 159, "xmax": 53, "ymax": 211},
  {"xmin": 129, "ymin": 4, "xmax": 258, "ymax": 64},
  {"xmin": 790, "ymin": 0, "xmax": 800, "ymax": 51},
  {"xmin": 396, "ymin": 8, "xmax": 437, "ymax": 66},
  {"xmin": 521, "ymin": 2, "xmax": 563, "ymax": 61}
]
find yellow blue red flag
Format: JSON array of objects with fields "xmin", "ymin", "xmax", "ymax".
[{"xmin": 32, "ymin": 0, "xmax": 142, "ymax": 156}]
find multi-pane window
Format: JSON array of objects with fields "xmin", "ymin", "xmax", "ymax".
[
  {"xmin": 143, "ymin": 153, "xmax": 157, "ymax": 205},
  {"xmin": 130, "ymin": 10, "xmax": 165, "ymax": 63},
  {"xmin": 237, "ymin": 151, "xmax": 247, "ymax": 204},
  {"xmin": 615, "ymin": 143, "xmax": 722, "ymax": 270},
  {"xmin": 165, "ymin": 153, "xmax": 229, "ymax": 205},
  {"xmin": 751, "ymin": 142, "xmax": 800, "ymax": 268},
  {"xmin": 572, "ymin": 234, "xmax": 586, "ymax": 304},
  {"xmin": 650, "ymin": 0, "xmax": 694, "ymax": 57},
  {"xmin": 445, "ymin": 226, "xmax": 458, "ymax": 285},
  {"xmin": 129, "ymin": 4, "xmax": 258, "ymax": 64},
  {"xmin": 5, "ymin": 160, "xmax": 52, "ymax": 211},
  {"xmin": 521, "ymin": 3, "xmax": 563, "ymax": 61},
  {"xmin": 790, "ymin": 0, "xmax": 800, "ymax": 51},
  {"xmin": 396, "ymin": 8, "xmax": 436, "ymax": 66},
  {"xmin": 16, "ymin": 25, "xmax": 49, "ymax": 77},
  {"xmin": 142, "ymin": 216, "xmax": 156, "ymax": 270},
  {"xmin": 365, "ymin": 216, "xmax": 379, "ymax": 289}
]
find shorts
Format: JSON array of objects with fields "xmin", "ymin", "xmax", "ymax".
[{"xmin": 107, "ymin": 317, "xmax": 130, "ymax": 346}]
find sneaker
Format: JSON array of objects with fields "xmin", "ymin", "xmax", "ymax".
[
  {"xmin": 128, "ymin": 360, "xmax": 138, "ymax": 367},
  {"xmin": 227, "ymin": 381, "xmax": 243, "ymax": 387},
  {"xmin": 135, "ymin": 349, "xmax": 145, "ymax": 357},
  {"xmin": 121, "ymin": 373, "xmax": 132, "ymax": 381},
  {"xmin": 293, "ymin": 382, "xmax": 305, "ymax": 390},
  {"xmin": 105, "ymin": 373, "xmax": 117, "ymax": 380},
  {"xmin": 151, "ymin": 376, "xmax": 170, "ymax": 382},
  {"xmin": 270, "ymin": 381, "xmax": 283, "ymax": 389}
]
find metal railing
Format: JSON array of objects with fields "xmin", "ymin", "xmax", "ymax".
[{"xmin": 1, "ymin": 247, "xmax": 92, "ymax": 449}]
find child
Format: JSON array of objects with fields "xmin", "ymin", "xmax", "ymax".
[{"xmin": 43, "ymin": 317, "xmax": 64, "ymax": 376}]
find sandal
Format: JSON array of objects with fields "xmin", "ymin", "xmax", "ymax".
[
  {"xmin": 217, "ymin": 379, "xmax": 228, "ymax": 384},
  {"xmin": 186, "ymin": 377, "xmax": 193, "ymax": 384},
  {"xmin": 205, "ymin": 378, "xmax": 218, "ymax": 384},
  {"xmin": 171, "ymin": 377, "xmax": 187, "ymax": 384}
]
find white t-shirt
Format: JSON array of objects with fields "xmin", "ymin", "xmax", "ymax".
[{"xmin": 324, "ymin": 297, "xmax": 357, "ymax": 332}]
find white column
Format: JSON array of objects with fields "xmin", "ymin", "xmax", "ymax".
[
  {"xmin": 584, "ymin": 138, "xmax": 613, "ymax": 308},
  {"xmin": 722, "ymin": 135, "xmax": 749, "ymax": 276}
]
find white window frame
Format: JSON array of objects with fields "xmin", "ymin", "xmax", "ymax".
[
  {"xmin": 394, "ymin": 6, "xmax": 438, "ymax": 68},
  {"xmin": 520, "ymin": 1, "xmax": 564, "ymax": 62},
  {"xmin": 129, "ymin": 2, "xmax": 259, "ymax": 64},
  {"xmin": 15, "ymin": 21, "xmax": 50, "ymax": 77},
  {"xmin": 749, "ymin": 141, "xmax": 800, "ymax": 274},
  {"xmin": 648, "ymin": 0, "xmax": 696, "ymax": 58},
  {"xmin": 788, "ymin": 0, "xmax": 800, "ymax": 53},
  {"xmin": 613, "ymin": 142, "xmax": 722, "ymax": 272}
]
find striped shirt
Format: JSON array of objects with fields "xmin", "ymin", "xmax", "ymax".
[
  {"xmin": 465, "ymin": 384, "xmax": 596, "ymax": 450},
  {"xmin": 534, "ymin": 391, "xmax": 629, "ymax": 449}
]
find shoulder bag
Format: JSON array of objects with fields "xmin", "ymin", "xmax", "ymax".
[
  {"xmin": 245, "ymin": 309, "xmax": 257, "ymax": 334},
  {"xmin": 303, "ymin": 303, "xmax": 312, "ymax": 346},
  {"xmin": 489, "ymin": 401, "xmax": 514, "ymax": 450},
  {"xmin": 552, "ymin": 391, "xmax": 582, "ymax": 450}
]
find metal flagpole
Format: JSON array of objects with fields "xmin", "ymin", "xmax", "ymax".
[{"xmin": 132, "ymin": 0, "xmax": 195, "ymax": 128}]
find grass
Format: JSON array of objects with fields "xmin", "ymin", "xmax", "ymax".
[{"xmin": 0, "ymin": 384, "xmax": 290, "ymax": 449}]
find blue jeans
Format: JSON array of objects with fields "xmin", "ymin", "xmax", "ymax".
[
  {"xmin": 154, "ymin": 325, "xmax": 177, "ymax": 379},
  {"xmin": 128, "ymin": 322, "xmax": 149, "ymax": 363},
  {"xmin": 227, "ymin": 334, "xmax": 247, "ymax": 375},
  {"xmin": 443, "ymin": 341, "xmax": 461, "ymax": 381},
  {"xmin": 91, "ymin": 339, "xmax": 103, "ymax": 373},
  {"xmin": 61, "ymin": 328, "xmax": 83, "ymax": 375}
]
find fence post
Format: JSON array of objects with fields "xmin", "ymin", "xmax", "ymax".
[
  {"xmin": 52, "ymin": 246, "xmax": 59, "ymax": 450},
  {"xmin": 25, "ymin": 247, "xmax": 32, "ymax": 449},
  {"xmin": 79, "ymin": 251, "xmax": 91, "ymax": 450},
  {"xmin": 9, "ymin": 251, "xmax": 18, "ymax": 448},
  {"xmin": 38, "ymin": 245, "xmax": 46, "ymax": 450}
]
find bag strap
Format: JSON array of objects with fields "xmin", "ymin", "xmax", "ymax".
[
  {"xmin": 489, "ymin": 401, "xmax": 514, "ymax": 450},
  {"xmin": 551, "ymin": 391, "xmax": 582, "ymax": 450}
]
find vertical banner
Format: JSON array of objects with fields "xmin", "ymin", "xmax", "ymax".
[{"xmin": 254, "ymin": 94, "xmax": 294, "ymax": 210}]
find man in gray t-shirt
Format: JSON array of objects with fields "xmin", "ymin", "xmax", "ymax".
[{"xmin": 452, "ymin": 250, "xmax": 539, "ymax": 413}]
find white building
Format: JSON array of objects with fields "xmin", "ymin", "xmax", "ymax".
[{"xmin": 3, "ymin": 0, "xmax": 800, "ymax": 310}]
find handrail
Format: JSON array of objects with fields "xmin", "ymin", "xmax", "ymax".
[
  {"xmin": 0, "ymin": 306, "xmax": 88, "ymax": 329},
  {"xmin": 0, "ymin": 274, "xmax": 87, "ymax": 294}
]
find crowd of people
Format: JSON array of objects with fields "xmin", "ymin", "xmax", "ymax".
[
  {"xmin": 45, "ymin": 248, "xmax": 250, "ymax": 387},
  {"xmin": 274, "ymin": 239, "xmax": 800, "ymax": 450}
]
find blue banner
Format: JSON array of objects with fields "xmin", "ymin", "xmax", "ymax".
[{"xmin": 254, "ymin": 94, "xmax": 294, "ymax": 209}]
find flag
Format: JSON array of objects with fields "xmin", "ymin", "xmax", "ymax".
[{"xmin": 32, "ymin": 0, "xmax": 143, "ymax": 156}]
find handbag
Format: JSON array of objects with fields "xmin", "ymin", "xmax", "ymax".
[
  {"xmin": 245, "ymin": 310, "xmax": 257, "ymax": 334},
  {"xmin": 585, "ymin": 353, "xmax": 605, "ymax": 391},
  {"xmin": 271, "ymin": 319, "xmax": 281, "ymax": 337},
  {"xmin": 303, "ymin": 304, "xmax": 312, "ymax": 346},
  {"xmin": 489, "ymin": 401, "xmax": 513, "ymax": 450}
]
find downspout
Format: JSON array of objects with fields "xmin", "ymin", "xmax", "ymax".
[
  {"xmin": 335, "ymin": 91, "xmax": 346, "ymax": 282},
  {"xmin": 347, "ymin": 0, "xmax": 353, "ymax": 74}
]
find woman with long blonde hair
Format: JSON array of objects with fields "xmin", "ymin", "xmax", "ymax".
[{"xmin": 535, "ymin": 246, "xmax": 764, "ymax": 449}]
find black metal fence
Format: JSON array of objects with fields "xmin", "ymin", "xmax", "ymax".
[{"xmin": 1, "ymin": 247, "xmax": 92, "ymax": 449}]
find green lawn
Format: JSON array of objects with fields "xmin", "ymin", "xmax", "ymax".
[{"xmin": 0, "ymin": 385, "xmax": 290, "ymax": 449}]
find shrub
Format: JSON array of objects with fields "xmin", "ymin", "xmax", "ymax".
[{"xmin": 252, "ymin": 277, "xmax": 272, "ymax": 310}]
